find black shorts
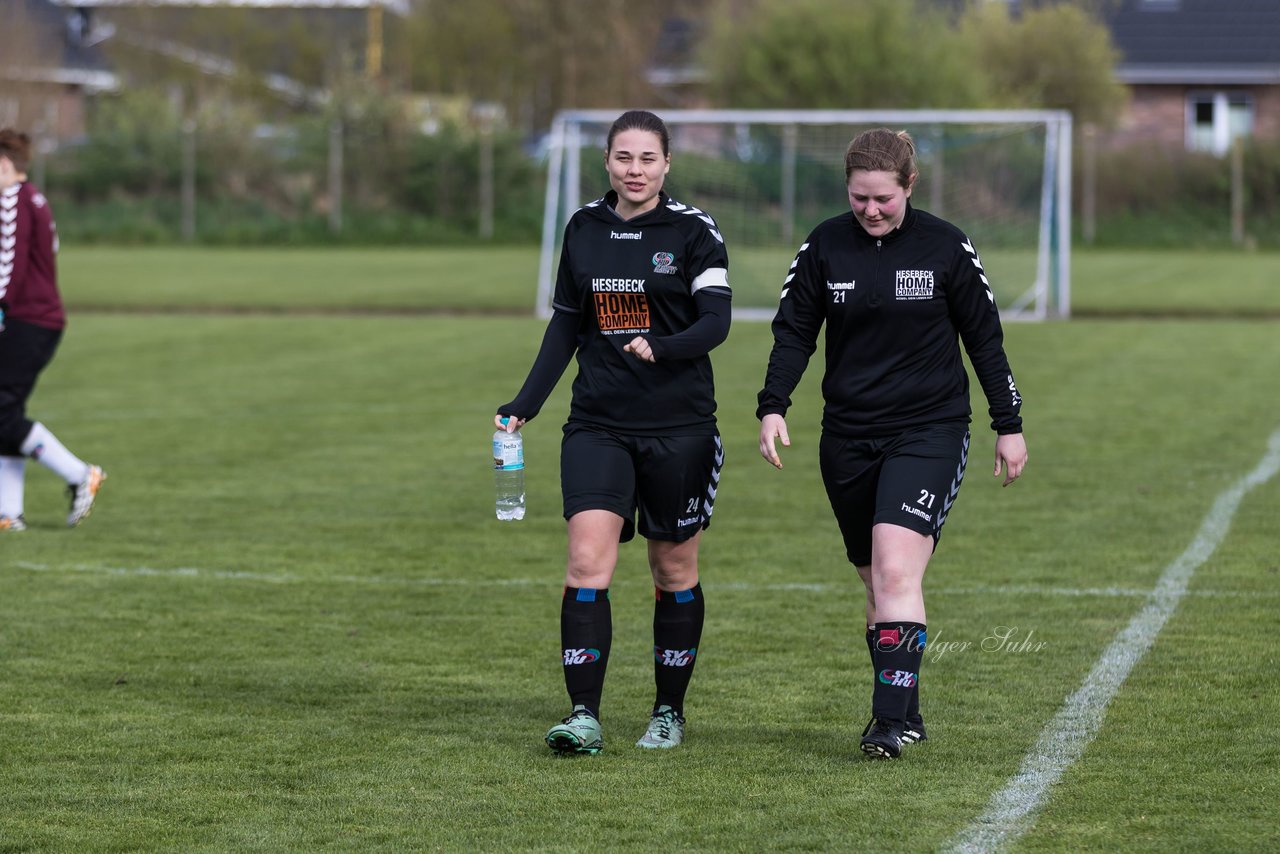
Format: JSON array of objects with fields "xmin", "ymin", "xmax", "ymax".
[
  {"xmin": 819, "ymin": 421, "xmax": 971, "ymax": 567},
  {"xmin": 561, "ymin": 423, "xmax": 723, "ymax": 543},
  {"xmin": 0, "ymin": 319, "xmax": 62, "ymax": 453}
]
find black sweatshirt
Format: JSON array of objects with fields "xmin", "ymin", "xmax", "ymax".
[
  {"xmin": 500, "ymin": 190, "xmax": 731, "ymax": 435},
  {"xmin": 757, "ymin": 204, "xmax": 1022, "ymax": 438}
]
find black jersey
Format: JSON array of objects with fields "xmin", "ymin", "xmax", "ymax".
[
  {"xmin": 757, "ymin": 204, "xmax": 1022, "ymax": 438},
  {"xmin": 550, "ymin": 190, "xmax": 731, "ymax": 435}
]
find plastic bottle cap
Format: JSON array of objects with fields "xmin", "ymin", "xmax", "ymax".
[{"xmin": 500, "ymin": 417, "xmax": 510, "ymax": 426}]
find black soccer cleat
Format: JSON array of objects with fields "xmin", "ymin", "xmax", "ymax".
[
  {"xmin": 901, "ymin": 713, "xmax": 927, "ymax": 745},
  {"xmin": 860, "ymin": 717, "xmax": 904, "ymax": 759}
]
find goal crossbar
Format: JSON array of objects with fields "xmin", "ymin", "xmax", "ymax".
[{"xmin": 538, "ymin": 108, "xmax": 1072, "ymax": 322}]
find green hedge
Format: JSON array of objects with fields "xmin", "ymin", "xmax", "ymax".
[
  {"xmin": 37, "ymin": 91, "xmax": 1280, "ymax": 248},
  {"xmin": 42, "ymin": 90, "xmax": 546, "ymax": 245},
  {"xmin": 1080, "ymin": 139, "xmax": 1280, "ymax": 248}
]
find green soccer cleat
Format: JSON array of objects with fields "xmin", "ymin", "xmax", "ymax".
[
  {"xmin": 545, "ymin": 706, "xmax": 603, "ymax": 755},
  {"xmin": 635, "ymin": 705, "xmax": 685, "ymax": 750}
]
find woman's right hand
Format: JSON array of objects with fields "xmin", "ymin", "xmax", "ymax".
[
  {"xmin": 495, "ymin": 414, "xmax": 526, "ymax": 432},
  {"xmin": 759, "ymin": 413, "xmax": 790, "ymax": 469}
]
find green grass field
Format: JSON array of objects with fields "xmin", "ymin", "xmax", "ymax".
[
  {"xmin": 3, "ymin": 247, "xmax": 1279, "ymax": 851},
  {"xmin": 58, "ymin": 245, "xmax": 1280, "ymax": 317}
]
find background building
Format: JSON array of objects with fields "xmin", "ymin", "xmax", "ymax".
[{"xmin": 1104, "ymin": 0, "xmax": 1280, "ymax": 153}]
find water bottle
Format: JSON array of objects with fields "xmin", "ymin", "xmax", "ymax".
[{"xmin": 493, "ymin": 418, "xmax": 526, "ymax": 521}]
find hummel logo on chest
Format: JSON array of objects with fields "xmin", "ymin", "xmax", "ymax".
[{"xmin": 610, "ymin": 230, "xmax": 642, "ymax": 240}]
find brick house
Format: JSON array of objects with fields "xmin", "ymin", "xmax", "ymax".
[
  {"xmin": 1, "ymin": 0, "xmax": 401, "ymax": 141},
  {"xmin": 0, "ymin": 0, "xmax": 118, "ymax": 138},
  {"xmin": 1104, "ymin": 0, "xmax": 1280, "ymax": 153}
]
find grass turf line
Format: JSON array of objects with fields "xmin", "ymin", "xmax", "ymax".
[{"xmin": 58, "ymin": 245, "xmax": 1280, "ymax": 318}]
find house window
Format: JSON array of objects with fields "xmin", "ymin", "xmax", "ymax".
[{"xmin": 1187, "ymin": 92, "xmax": 1253, "ymax": 155}]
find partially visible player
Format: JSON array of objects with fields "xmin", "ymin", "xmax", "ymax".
[
  {"xmin": 496, "ymin": 110, "xmax": 731, "ymax": 754},
  {"xmin": 757, "ymin": 128, "xmax": 1026, "ymax": 758},
  {"xmin": 0, "ymin": 128, "xmax": 105, "ymax": 532}
]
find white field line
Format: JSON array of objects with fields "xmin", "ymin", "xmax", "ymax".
[
  {"xmin": 8, "ymin": 561, "xmax": 1278, "ymax": 600},
  {"xmin": 943, "ymin": 426, "xmax": 1280, "ymax": 854}
]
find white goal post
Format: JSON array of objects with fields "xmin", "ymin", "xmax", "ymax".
[{"xmin": 537, "ymin": 109, "xmax": 1072, "ymax": 321}]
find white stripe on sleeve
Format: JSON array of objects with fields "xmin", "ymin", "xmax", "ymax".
[{"xmin": 690, "ymin": 266, "xmax": 729, "ymax": 293}]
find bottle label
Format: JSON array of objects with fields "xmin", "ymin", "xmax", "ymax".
[{"xmin": 493, "ymin": 437, "xmax": 524, "ymax": 471}]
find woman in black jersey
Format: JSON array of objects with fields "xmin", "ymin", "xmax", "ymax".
[
  {"xmin": 496, "ymin": 110, "xmax": 732, "ymax": 755},
  {"xmin": 757, "ymin": 128, "xmax": 1027, "ymax": 759}
]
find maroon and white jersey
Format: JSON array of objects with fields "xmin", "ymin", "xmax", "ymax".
[{"xmin": 1, "ymin": 180, "xmax": 66, "ymax": 330}]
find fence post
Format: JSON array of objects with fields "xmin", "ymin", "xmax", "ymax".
[
  {"xmin": 33, "ymin": 100, "xmax": 57, "ymax": 189},
  {"xmin": 479, "ymin": 128, "xmax": 494, "ymax": 239},
  {"xmin": 929, "ymin": 124, "xmax": 944, "ymax": 219},
  {"xmin": 1230, "ymin": 136, "xmax": 1245, "ymax": 246},
  {"xmin": 32, "ymin": 120, "xmax": 46, "ymax": 189},
  {"xmin": 781, "ymin": 123, "xmax": 796, "ymax": 246},
  {"xmin": 181, "ymin": 115, "xmax": 197, "ymax": 242},
  {"xmin": 328, "ymin": 118, "xmax": 344, "ymax": 235},
  {"xmin": 1082, "ymin": 123, "xmax": 1097, "ymax": 245},
  {"xmin": 475, "ymin": 103, "xmax": 501, "ymax": 240}
]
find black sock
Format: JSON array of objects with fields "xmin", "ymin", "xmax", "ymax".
[
  {"xmin": 868, "ymin": 624, "xmax": 919, "ymax": 720},
  {"xmin": 906, "ymin": 626, "xmax": 924, "ymax": 722},
  {"xmin": 652, "ymin": 583, "xmax": 704, "ymax": 716},
  {"xmin": 871, "ymin": 622, "xmax": 926, "ymax": 724},
  {"xmin": 560, "ymin": 586, "xmax": 611, "ymax": 719}
]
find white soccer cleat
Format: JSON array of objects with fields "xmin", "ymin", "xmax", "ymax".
[
  {"xmin": 0, "ymin": 515, "xmax": 27, "ymax": 532},
  {"xmin": 546, "ymin": 706, "xmax": 604, "ymax": 755},
  {"xmin": 67, "ymin": 465, "xmax": 106, "ymax": 527},
  {"xmin": 635, "ymin": 705, "xmax": 685, "ymax": 750}
]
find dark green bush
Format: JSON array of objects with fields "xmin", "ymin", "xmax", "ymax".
[
  {"xmin": 1080, "ymin": 139, "xmax": 1279, "ymax": 248},
  {"xmin": 41, "ymin": 88, "xmax": 546, "ymax": 245},
  {"xmin": 37, "ymin": 89, "xmax": 1280, "ymax": 248}
]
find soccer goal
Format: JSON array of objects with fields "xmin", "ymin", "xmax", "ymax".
[{"xmin": 537, "ymin": 109, "xmax": 1072, "ymax": 321}]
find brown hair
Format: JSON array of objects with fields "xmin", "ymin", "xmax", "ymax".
[
  {"xmin": 0, "ymin": 129, "xmax": 32, "ymax": 173},
  {"xmin": 606, "ymin": 110, "xmax": 670, "ymax": 157},
  {"xmin": 844, "ymin": 128, "xmax": 917, "ymax": 188}
]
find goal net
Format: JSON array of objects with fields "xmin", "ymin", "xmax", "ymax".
[{"xmin": 537, "ymin": 109, "xmax": 1072, "ymax": 321}]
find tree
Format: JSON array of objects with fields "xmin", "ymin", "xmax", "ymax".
[
  {"xmin": 700, "ymin": 0, "xmax": 1126, "ymax": 124},
  {"xmin": 401, "ymin": 0, "xmax": 688, "ymax": 134},
  {"xmin": 702, "ymin": 0, "xmax": 989, "ymax": 109},
  {"xmin": 959, "ymin": 1, "xmax": 1126, "ymax": 127}
]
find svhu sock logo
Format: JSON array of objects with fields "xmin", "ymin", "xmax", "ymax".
[
  {"xmin": 563, "ymin": 648, "xmax": 601, "ymax": 665},
  {"xmin": 654, "ymin": 646, "xmax": 697, "ymax": 667},
  {"xmin": 878, "ymin": 669, "xmax": 917, "ymax": 687}
]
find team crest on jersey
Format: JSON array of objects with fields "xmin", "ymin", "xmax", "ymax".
[
  {"xmin": 652, "ymin": 251, "xmax": 677, "ymax": 275},
  {"xmin": 895, "ymin": 269, "xmax": 935, "ymax": 300}
]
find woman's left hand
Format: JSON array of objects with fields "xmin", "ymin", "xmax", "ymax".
[
  {"xmin": 623, "ymin": 336, "xmax": 656, "ymax": 363},
  {"xmin": 994, "ymin": 433, "xmax": 1028, "ymax": 487}
]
